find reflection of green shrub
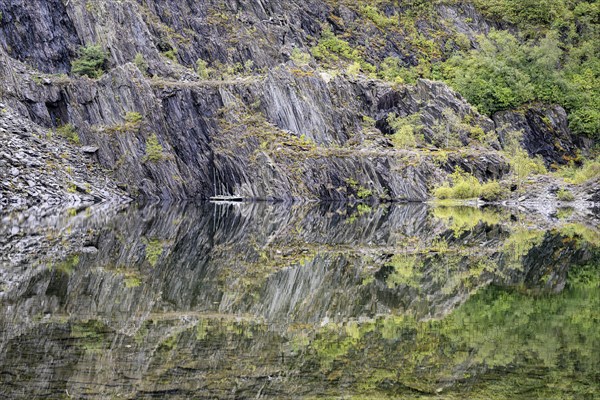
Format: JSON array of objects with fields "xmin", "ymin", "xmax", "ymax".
[
  {"xmin": 124, "ymin": 112, "xmax": 143, "ymax": 125},
  {"xmin": 144, "ymin": 238, "xmax": 164, "ymax": 266},
  {"xmin": 72, "ymin": 45, "xmax": 107, "ymax": 78},
  {"xmin": 557, "ymin": 188, "xmax": 575, "ymax": 201}
]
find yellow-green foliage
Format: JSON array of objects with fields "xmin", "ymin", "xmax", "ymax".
[
  {"xmin": 504, "ymin": 130, "xmax": 547, "ymax": 188},
  {"xmin": 356, "ymin": 186, "xmax": 372, "ymax": 199},
  {"xmin": 71, "ymin": 44, "xmax": 107, "ymax": 78},
  {"xmin": 196, "ymin": 58, "xmax": 212, "ymax": 79},
  {"xmin": 556, "ymin": 157, "xmax": 600, "ymax": 184},
  {"xmin": 290, "ymin": 48, "xmax": 312, "ymax": 66},
  {"xmin": 503, "ymin": 227, "xmax": 545, "ymax": 268},
  {"xmin": 559, "ymin": 223, "xmax": 600, "ymax": 247},
  {"xmin": 434, "ymin": 168, "xmax": 480, "ymax": 200},
  {"xmin": 162, "ymin": 48, "xmax": 178, "ymax": 61},
  {"xmin": 359, "ymin": 5, "xmax": 396, "ymax": 29},
  {"xmin": 143, "ymin": 238, "xmax": 164, "ymax": 267},
  {"xmin": 134, "ymin": 53, "xmax": 149, "ymax": 75},
  {"xmin": 556, "ymin": 188, "xmax": 575, "ymax": 201},
  {"xmin": 433, "ymin": 168, "xmax": 506, "ymax": 201},
  {"xmin": 143, "ymin": 133, "xmax": 165, "ymax": 162},
  {"xmin": 56, "ymin": 123, "xmax": 80, "ymax": 144},
  {"xmin": 387, "ymin": 112, "xmax": 422, "ymax": 149},
  {"xmin": 378, "ymin": 56, "xmax": 418, "ymax": 84},
  {"xmin": 480, "ymin": 181, "xmax": 505, "ymax": 201},
  {"xmin": 311, "ymin": 27, "xmax": 375, "ymax": 73},
  {"xmin": 386, "ymin": 254, "xmax": 421, "ymax": 288},
  {"xmin": 433, "ymin": 206, "xmax": 504, "ymax": 237},
  {"xmin": 124, "ymin": 112, "xmax": 143, "ymax": 125}
]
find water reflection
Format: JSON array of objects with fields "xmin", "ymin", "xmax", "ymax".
[{"xmin": 0, "ymin": 203, "xmax": 598, "ymax": 399}]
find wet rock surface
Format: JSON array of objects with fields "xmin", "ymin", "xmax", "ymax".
[{"xmin": 0, "ymin": 202, "xmax": 597, "ymax": 399}]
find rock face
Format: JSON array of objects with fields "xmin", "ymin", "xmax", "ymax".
[
  {"xmin": 494, "ymin": 104, "xmax": 589, "ymax": 167},
  {"xmin": 0, "ymin": 0, "xmax": 590, "ymax": 205}
]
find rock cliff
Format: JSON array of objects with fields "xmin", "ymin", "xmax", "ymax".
[{"xmin": 0, "ymin": 0, "xmax": 592, "ymax": 206}]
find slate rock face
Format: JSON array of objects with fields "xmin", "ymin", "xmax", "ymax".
[
  {"xmin": 494, "ymin": 104, "xmax": 589, "ymax": 167},
  {"xmin": 0, "ymin": 0, "xmax": 591, "ymax": 205}
]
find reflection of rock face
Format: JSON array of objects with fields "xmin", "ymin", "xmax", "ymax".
[
  {"xmin": 1, "ymin": 203, "xmax": 592, "ymax": 325},
  {"xmin": 0, "ymin": 203, "xmax": 596, "ymax": 398}
]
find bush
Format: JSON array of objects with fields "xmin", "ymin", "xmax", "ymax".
[
  {"xmin": 311, "ymin": 27, "xmax": 376, "ymax": 73},
  {"xmin": 452, "ymin": 180, "xmax": 480, "ymax": 199},
  {"xmin": 290, "ymin": 49, "xmax": 312, "ymax": 66},
  {"xmin": 504, "ymin": 130, "xmax": 547, "ymax": 189},
  {"xmin": 480, "ymin": 181, "xmax": 504, "ymax": 201},
  {"xmin": 196, "ymin": 58, "xmax": 212, "ymax": 79},
  {"xmin": 557, "ymin": 188, "xmax": 575, "ymax": 201},
  {"xmin": 378, "ymin": 56, "xmax": 420, "ymax": 84},
  {"xmin": 387, "ymin": 113, "xmax": 422, "ymax": 149},
  {"xmin": 346, "ymin": 61, "xmax": 362, "ymax": 76},
  {"xmin": 162, "ymin": 49, "xmax": 178, "ymax": 62},
  {"xmin": 134, "ymin": 53, "xmax": 149, "ymax": 75},
  {"xmin": 556, "ymin": 157, "xmax": 600, "ymax": 184},
  {"xmin": 124, "ymin": 112, "xmax": 143, "ymax": 125},
  {"xmin": 56, "ymin": 124, "xmax": 80, "ymax": 144},
  {"xmin": 71, "ymin": 45, "xmax": 107, "ymax": 78},
  {"xmin": 432, "ymin": 168, "xmax": 506, "ymax": 201},
  {"xmin": 144, "ymin": 133, "xmax": 165, "ymax": 162},
  {"xmin": 433, "ymin": 186, "xmax": 453, "ymax": 200}
]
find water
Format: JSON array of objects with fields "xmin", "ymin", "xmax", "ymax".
[{"xmin": 0, "ymin": 203, "xmax": 598, "ymax": 399}]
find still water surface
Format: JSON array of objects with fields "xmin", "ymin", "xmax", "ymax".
[{"xmin": 0, "ymin": 203, "xmax": 598, "ymax": 399}]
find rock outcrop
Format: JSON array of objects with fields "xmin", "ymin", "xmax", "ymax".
[{"xmin": 0, "ymin": 0, "xmax": 592, "ymax": 206}]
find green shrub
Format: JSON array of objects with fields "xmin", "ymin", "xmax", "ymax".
[
  {"xmin": 433, "ymin": 186, "xmax": 454, "ymax": 200},
  {"xmin": 452, "ymin": 180, "xmax": 480, "ymax": 199},
  {"xmin": 134, "ymin": 53, "xmax": 149, "ymax": 75},
  {"xmin": 71, "ymin": 45, "xmax": 107, "ymax": 78},
  {"xmin": 504, "ymin": 130, "xmax": 547, "ymax": 189},
  {"xmin": 162, "ymin": 49, "xmax": 178, "ymax": 62},
  {"xmin": 196, "ymin": 58, "xmax": 212, "ymax": 79},
  {"xmin": 290, "ymin": 48, "xmax": 312, "ymax": 66},
  {"xmin": 124, "ymin": 112, "xmax": 143, "ymax": 125},
  {"xmin": 433, "ymin": 168, "xmax": 506, "ymax": 201},
  {"xmin": 557, "ymin": 188, "xmax": 575, "ymax": 202},
  {"xmin": 480, "ymin": 181, "xmax": 504, "ymax": 201},
  {"xmin": 387, "ymin": 113, "xmax": 422, "ymax": 149},
  {"xmin": 144, "ymin": 133, "xmax": 165, "ymax": 162},
  {"xmin": 357, "ymin": 187, "xmax": 373, "ymax": 199},
  {"xmin": 556, "ymin": 157, "xmax": 600, "ymax": 184},
  {"xmin": 359, "ymin": 5, "xmax": 396, "ymax": 29},
  {"xmin": 346, "ymin": 61, "xmax": 362, "ymax": 76},
  {"xmin": 311, "ymin": 27, "xmax": 376, "ymax": 73},
  {"xmin": 378, "ymin": 56, "xmax": 419, "ymax": 84},
  {"xmin": 56, "ymin": 124, "xmax": 80, "ymax": 144}
]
